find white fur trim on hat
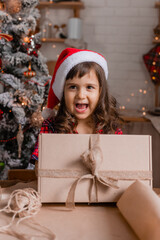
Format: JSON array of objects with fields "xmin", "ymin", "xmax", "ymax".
[{"xmin": 52, "ymin": 51, "xmax": 108, "ymax": 100}]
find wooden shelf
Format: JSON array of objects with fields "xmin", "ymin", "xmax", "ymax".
[
  {"xmin": 41, "ymin": 38, "xmax": 65, "ymax": 43},
  {"xmin": 38, "ymin": 1, "xmax": 84, "ymax": 17},
  {"xmin": 38, "ymin": 1, "xmax": 84, "ymax": 8}
]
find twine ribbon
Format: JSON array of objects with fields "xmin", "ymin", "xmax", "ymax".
[{"xmin": 39, "ymin": 135, "xmax": 152, "ymax": 209}]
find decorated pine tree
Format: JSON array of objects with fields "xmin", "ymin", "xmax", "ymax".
[{"xmin": 0, "ymin": 0, "xmax": 50, "ymax": 179}]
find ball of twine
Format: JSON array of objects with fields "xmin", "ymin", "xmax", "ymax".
[
  {"xmin": 0, "ymin": 188, "xmax": 57, "ymax": 239},
  {"xmin": 8, "ymin": 188, "xmax": 42, "ymax": 219}
]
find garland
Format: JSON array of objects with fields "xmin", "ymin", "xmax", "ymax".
[
  {"xmin": 24, "ymin": 78, "xmax": 50, "ymax": 86},
  {"xmin": 0, "ymin": 78, "xmax": 50, "ymax": 88},
  {"xmin": 0, "ymin": 126, "xmax": 29, "ymax": 143}
]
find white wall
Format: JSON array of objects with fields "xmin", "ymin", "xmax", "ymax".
[{"xmin": 40, "ymin": 0, "xmax": 158, "ymax": 110}]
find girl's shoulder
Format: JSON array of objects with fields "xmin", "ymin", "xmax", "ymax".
[
  {"xmin": 40, "ymin": 117, "xmax": 56, "ymax": 133},
  {"xmin": 114, "ymin": 128, "xmax": 123, "ymax": 134}
]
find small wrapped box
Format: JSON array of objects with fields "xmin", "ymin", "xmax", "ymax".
[{"xmin": 38, "ymin": 134, "xmax": 152, "ymax": 204}]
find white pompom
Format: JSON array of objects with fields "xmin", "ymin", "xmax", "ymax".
[{"xmin": 42, "ymin": 108, "xmax": 55, "ymax": 119}]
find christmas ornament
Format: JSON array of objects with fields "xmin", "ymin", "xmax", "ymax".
[
  {"xmin": 21, "ymin": 35, "xmax": 41, "ymax": 57},
  {"xmin": 143, "ymin": 45, "xmax": 160, "ymax": 107},
  {"xmin": 0, "ymin": 1, "xmax": 5, "ymax": 11},
  {"xmin": 0, "ymin": 33, "xmax": 13, "ymax": 41},
  {"xmin": 14, "ymin": 90, "xmax": 30, "ymax": 106},
  {"xmin": 0, "ymin": 109, "xmax": 3, "ymax": 120},
  {"xmin": 143, "ymin": 44, "xmax": 160, "ymax": 85},
  {"xmin": 24, "ymin": 62, "xmax": 36, "ymax": 78},
  {"xmin": 5, "ymin": 0, "xmax": 21, "ymax": 15},
  {"xmin": 27, "ymin": 36, "xmax": 36, "ymax": 55},
  {"xmin": 27, "ymin": 35, "xmax": 41, "ymax": 57},
  {"xmin": 0, "ymin": 162, "xmax": 5, "ymax": 172},
  {"xmin": 54, "ymin": 24, "xmax": 67, "ymax": 39},
  {"xmin": 31, "ymin": 107, "xmax": 44, "ymax": 128},
  {"xmin": 23, "ymin": 36, "xmax": 30, "ymax": 43},
  {"xmin": 17, "ymin": 124, "xmax": 24, "ymax": 159},
  {"xmin": 20, "ymin": 96, "xmax": 29, "ymax": 106}
]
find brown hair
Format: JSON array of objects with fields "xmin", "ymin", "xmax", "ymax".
[{"xmin": 54, "ymin": 62, "xmax": 120, "ymax": 133}]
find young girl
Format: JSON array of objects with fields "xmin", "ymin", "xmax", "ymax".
[{"xmin": 31, "ymin": 48, "xmax": 122, "ymax": 164}]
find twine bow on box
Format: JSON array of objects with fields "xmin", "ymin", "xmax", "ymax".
[{"xmin": 66, "ymin": 135, "xmax": 119, "ymax": 208}]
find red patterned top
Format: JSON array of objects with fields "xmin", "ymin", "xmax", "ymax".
[{"xmin": 30, "ymin": 118, "xmax": 123, "ymax": 163}]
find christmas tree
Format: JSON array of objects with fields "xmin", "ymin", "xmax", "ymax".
[{"xmin": 0, "ymin": 0, "xmax": 50, "ymax": 179}]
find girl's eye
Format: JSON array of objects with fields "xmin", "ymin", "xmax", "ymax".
[
  {"xmin": 69, "ymin": 85, "xmax": 77, "ymax": 89},
  {"xmin": 87, "ymin": 85, "xmax": 94, "ymax": 89}
]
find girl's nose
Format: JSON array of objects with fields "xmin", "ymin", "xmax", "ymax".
[{"xmin": 77, "ymin": 88, "xmax": 85, "ymax": 99}]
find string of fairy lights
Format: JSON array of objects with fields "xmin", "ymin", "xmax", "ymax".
[{"xmin": 119, "ymin": 83, "xmax": 151, "ymax": 116}]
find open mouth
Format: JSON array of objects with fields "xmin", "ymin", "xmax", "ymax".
[{"xmin": 75, "ymin": 103, "xmax": 88, "ymax": 112}]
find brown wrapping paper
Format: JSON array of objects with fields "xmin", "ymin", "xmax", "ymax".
[
  {"xmin": 0, "ymin": 182, "xmax": 138, "ymax": 240},
  {"xmin": 117, "ymin": 180, "xmax": 160, "ymax": 240}
]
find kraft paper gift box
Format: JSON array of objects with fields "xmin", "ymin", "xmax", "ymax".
[{"xmin": 38, "ymin": 134, "xmax": 152, "ymax": 204}]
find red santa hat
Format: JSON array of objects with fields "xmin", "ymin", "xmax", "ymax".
[{"xmin": 42, "ymin": 48, "xmax": 108, "ymax": 119}]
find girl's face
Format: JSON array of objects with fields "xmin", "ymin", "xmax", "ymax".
[{"xmin": 64, "ymin": 69, "xmax": 100, "ymax": 123}]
